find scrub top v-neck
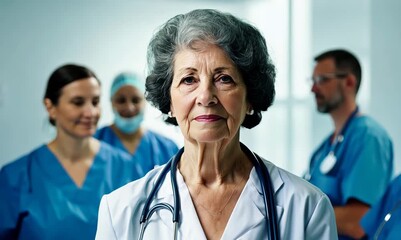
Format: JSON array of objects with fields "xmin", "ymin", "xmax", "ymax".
[{"xmin": 0, "ymin": 142, "xmax": 142, "ymax": 240}]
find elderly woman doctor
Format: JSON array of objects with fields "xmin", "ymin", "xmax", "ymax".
[{"xmin": 96, "ymin": 9, "xmax": 337, "ymax": 240}]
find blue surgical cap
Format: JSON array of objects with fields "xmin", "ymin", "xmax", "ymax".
[{"xmin": 110, "ymin": 73, "xmax": 145, "ymax": 98}]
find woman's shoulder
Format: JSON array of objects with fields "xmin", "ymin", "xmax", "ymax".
[
  {"xmin": 102, "ymin": 165, "xmax": 165, "ymax": 208},
  {"xmin": 1, "ymin": 144, "xmax": 48, "ymax": 172},
  {"xmin": 0, "ymin": 145, "xmax": 47, "ymax": 187},
  {"xmin": 94, "ymin": 125, "xmax": 113, "ymax": 140},
  {"xmin": 98, "ymin": 141, "xmax": 130, "ymax": 159},
  {"xmin": 97, "ymin": 141, "xmax": 145, "ymax": 177},
  {"xmin": 262, "ymin": 158, "xmax": 327, "ymax": 200}
]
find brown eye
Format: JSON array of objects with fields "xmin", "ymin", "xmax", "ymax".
[
  {"xmin": 71, "ymin": 98, "xmax": 85, "ymax": 106},
  {"xmin": 92, "ymin": 97, "xmax": 100, "ymax": 106},
  {"xmin": 131, "ymin": 97, "xmax": 143, "ymax": 104},
  {"xmin": 114, "ymin": 97, "xmax": 127, "ymax": 104}
]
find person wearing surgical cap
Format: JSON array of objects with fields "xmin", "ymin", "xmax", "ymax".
[
  {"xmin": 0, "ymin": 64, "xmax": 143, "ymax": 239},
  {"xmin": 95, "ymin": 72, "xmax": 179, "ymax": 175}
]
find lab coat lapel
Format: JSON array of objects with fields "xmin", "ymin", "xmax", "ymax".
[
  {"xmin": 221, "ymin": 165, "xmax": 284, "ymax": 239},
  {"xmin": 156, "ymin": 170, "xmax": 207, "ymax": 239},
  {"xmin": 154, "ymin": 160, "xmax": 285, "ymax": 239}
]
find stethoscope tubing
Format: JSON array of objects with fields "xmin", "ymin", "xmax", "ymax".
[
  {"xmin": 170, "ymin": 152, "xmax": 181, "ymax": 224},
  {"xmin": 373, "ymin": 200, "xmax": 401, "ymax": 240},
  {"xmin": 137, "ymin": 145, "xmax": 279, "ymax": 240},
  {"xmin": 241, "ymin": 143, "xmax": 279, "ymax": 240},
  {"xmin": 138, "ymin": 148, "xmax": 183, "ymax": 240},
  {"xmin": 139, "ymin": 160, "xmax": 171, "ymax": 223}
]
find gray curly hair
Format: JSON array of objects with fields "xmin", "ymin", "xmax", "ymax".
[{"xmin": 145, "ymin": 9, "xmax": 275, "ymax": 129}]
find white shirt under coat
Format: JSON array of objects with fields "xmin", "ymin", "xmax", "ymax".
[{"xmin": 96, "ymin": 158, "xmax": 338, "ymax": 239}]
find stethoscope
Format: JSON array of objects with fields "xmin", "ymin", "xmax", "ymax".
[
  {"xmin": 137, "ymin": 143, "xmax": 279, "ymax": 240},
  {"xmin": 305, "ymin": 106, "xmax": 359, "ymax": 180},
  {"xmin": 372, "ymin": 200, "xmax": 401, "ymax": 240}
]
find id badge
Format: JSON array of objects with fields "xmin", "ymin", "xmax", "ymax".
[{"xmin": 320, "ymin": 151, "xmax": 337, "ymax": 174}]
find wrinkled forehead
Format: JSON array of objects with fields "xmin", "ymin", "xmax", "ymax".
[{"xmin": 173, "ymin": 43, "xmax": 236, "ymax": 73}]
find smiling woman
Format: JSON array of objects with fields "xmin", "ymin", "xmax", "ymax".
[
  {"xmin": 0, "ymin": 64, "xmax": 144, "ymax": 240},
  {"xmin": 45, "ymin": 76, "xmax": 101, "ymax": 140}
]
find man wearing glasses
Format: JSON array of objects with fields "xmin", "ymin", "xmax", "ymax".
[{"xmin": 305, "ymin": 49, "xmax": 393, "ymax": 240}]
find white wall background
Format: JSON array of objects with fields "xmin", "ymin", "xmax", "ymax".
[
  {"xmin": 370, "ymin": 0, "xmax": 401, "ymax": 177},
  {"xmin": 0, "ymin": 0, "xmax": 284, "ymax": 165},
  {"xmin": 1, "ymin": 0, "xmax": 400, "ymax": 177}
]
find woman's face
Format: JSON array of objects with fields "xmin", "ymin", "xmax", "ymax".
[
  {"xmin": 111, "ymin": 85, "xmax": 145, "ymax": 118},
  {"xmin": 170, "ymin": 43, "xmax": 250, "ymax": 143},
  {"xmin": 45, "ymin": 77, "xmax": 101, "ymax": 138}
]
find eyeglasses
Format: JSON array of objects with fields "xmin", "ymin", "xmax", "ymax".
[{"xmin": 309, "ymin": 72, "xmax": 348, "ymax": 85}]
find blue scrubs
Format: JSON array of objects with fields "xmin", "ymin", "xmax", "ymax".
[
  {"xmin": 95, "ymin": 126, "xmax": 179, "ymax": 174},
  {"xmin": 307, "ymin": 115, "xmax": 393, "ymax": 240},
  {"xmin": 0, "ymin": 142, "xmax": 142, "ymax": 240},
  {"xmin": 360, "ymin": 175, "xmax": 401, "ymax": 240}
]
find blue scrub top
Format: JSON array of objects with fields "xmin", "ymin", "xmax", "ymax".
[
  {"xmin": 0, "ymin": 142, "xmax": 143, "ymax": 240},
  {"xmin": 360, "ymin": 175, "xmax": 401, "ymax": 240},
  {"xmin": 307, "ymin": 115, "xmax": 393, "ymax": 240},
  {"xmin": 95, "ymin": 126, "xmax": 179, "ymax": 174}
]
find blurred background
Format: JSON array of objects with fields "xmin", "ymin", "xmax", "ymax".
[{"xmin": 1, "ymin": 0, "xmax": 400, "ymax": 177}]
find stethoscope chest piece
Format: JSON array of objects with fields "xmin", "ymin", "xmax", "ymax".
[{"xmin": 310, "ymin": 107, "xmax": 360, "ymax": 178}]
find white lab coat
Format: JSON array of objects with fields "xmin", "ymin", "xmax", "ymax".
[{"xmin": 96, "ymin": 158, "xmax": 338, "ymax": 239}]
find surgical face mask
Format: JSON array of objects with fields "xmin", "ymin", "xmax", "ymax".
[{"xmin": 113, "ymin": 110, "xmax": 144, "ymax": 134}]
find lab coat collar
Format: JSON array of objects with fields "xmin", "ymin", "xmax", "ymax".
[
  {"xmin": 249, "ymin": 159, "xmax": 285, "ymax": 196},
  {"xmin": 151, "ymin": 162, "xmax": 285, "ymax": 239},
  {"xmin": 153, "ymin": 158, "xmax": 285, "ymax": 198},
  {"xmin": 154, "ymin": 169, "xmax": 207, "ymax": 239},
  {"xmin": 221, "ymin": 166, "xmax": 284, "ymax": 239}
]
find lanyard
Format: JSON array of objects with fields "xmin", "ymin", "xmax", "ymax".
[
  {"xmin": 328, "ymin": 106, "xmax": 359, "ymax": 155},
  {"xmin": 305, "ymin": 106, "xmax": 360, "ymax": 179}
]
